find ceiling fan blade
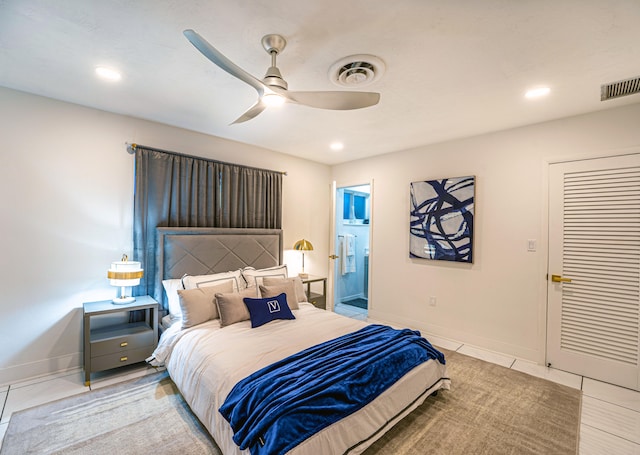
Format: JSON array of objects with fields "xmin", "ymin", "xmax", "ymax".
[
  {"xmin": 183, "ymin": 29, "xmax": 267, "ymax": 96},
  {"xmin": 286, "ymin": 91, "xmax": 380, "ymax": 110},
  {"xmin": 230, "ymin": 100, "xmax": 268, "ymax": 125}
]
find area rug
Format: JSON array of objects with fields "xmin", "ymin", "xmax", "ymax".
[
  {"xmin": 0, "ymin": 349, "xmax": 581, "ymax": 455},
  {"xmin": 342, "ymin": 297, "xmax": 368, "ymax": 309},
  {"xmin": 0, "ymin": 372, "xmax": 220, "ymax": 455},
  {"xmin": 365, "ymin": 348, "xmax": 582, "ymax": 455}
]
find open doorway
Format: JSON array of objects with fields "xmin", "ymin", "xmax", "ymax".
[{"xmin": 333, "ymin": 184, "xmax": 371, "ymax": 321}]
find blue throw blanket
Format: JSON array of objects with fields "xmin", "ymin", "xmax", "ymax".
[{"xmin": 219, "ymin": 324, "xmax": 445, "ymax": 455}]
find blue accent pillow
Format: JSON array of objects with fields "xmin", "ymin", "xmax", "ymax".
[{"xmin": 243, "ymin": 292, "xmax": 295, "ymax": 328}]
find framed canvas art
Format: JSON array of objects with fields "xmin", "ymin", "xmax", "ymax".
[{"xmin": 410, "ymin": 176, "xmax": 475, "ymax": 263}]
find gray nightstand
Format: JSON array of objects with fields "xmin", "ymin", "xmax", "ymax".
[
  {"xmin": 83, "ymin": 296, "xmax": 158, "ymax": 386},
  {"xmin": 302, "ymin": 275, "xmax": 327, "ymax": 309}
]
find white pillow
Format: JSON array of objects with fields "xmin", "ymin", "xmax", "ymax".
[
  {"xmin": 182, "ymin": 269, "xmax": 245, "ymax": 292},
  {"xmin": 162, "ymin": 278, "xmax": 184, "ymax": 318},
  {"xmin": 241, "ymin": 265, "xmax": 288, "ymax": 289}
]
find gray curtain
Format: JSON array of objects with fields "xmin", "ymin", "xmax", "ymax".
[{"xmin": 133, "ymin": 146, "xmax": 282, "ymax": 301}]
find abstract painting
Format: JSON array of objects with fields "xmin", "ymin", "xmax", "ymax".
[{"xmin": 410, "ymin": 176, "xmax": 475, "ymax": 263}]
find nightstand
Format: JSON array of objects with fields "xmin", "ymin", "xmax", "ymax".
[
  {"xmin": 302, "ymin": 275, "xmax": 327, "ymax": 309},
  {"xmin": 83, "ymin": 295, "xmax": 158, "ymax": 386}
]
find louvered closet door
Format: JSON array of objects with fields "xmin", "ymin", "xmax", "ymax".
[{"xmin": 547, "ymin": 153, "xmax": 640, "ymax": 391}]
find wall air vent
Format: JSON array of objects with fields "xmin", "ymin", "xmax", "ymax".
[{"xmin": 601, "ymin": 76, "xmax": 640, "ymax": 101}]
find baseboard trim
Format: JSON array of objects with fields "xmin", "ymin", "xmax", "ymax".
[
  {"xmin": 368, "ymin": 309, "xmax": 540, "ymax": 363},
  {"xmin": 0, "ymin": 352, "xmax": 82, "ymax": 387}
]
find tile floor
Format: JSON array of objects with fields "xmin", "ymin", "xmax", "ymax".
[
  {"xmin": 334, "ymin": 301, "xmax": 368, "ymax": 320},
  {"xmin": 1, "ymin": 306, "xmax": 639, "ymax": 454}
]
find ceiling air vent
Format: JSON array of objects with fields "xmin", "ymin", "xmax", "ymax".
[
  {"xmin": 601, "ymin": 76, "xmax": 640, "ymax": 101},
  {"xmin": 329, "ymin": 54, "xmax": 385, "ymax": 88}
]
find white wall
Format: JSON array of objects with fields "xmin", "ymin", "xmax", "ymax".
[
  {"xmin": 331, "ymin": 103, "xmax": 640, "ymax": 363},
  {"xmin": 0, "ymin": 87, "xmax": 330, "ymax": 384},
  {"xmin": 2, "ymin": 84, "xmax": 639, "ymax": 383}
]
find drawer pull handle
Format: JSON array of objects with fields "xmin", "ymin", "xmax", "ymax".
[
  {"xmin": 120, "ymin": 342, "xmax": 128, "ymax": 347},
  {"xmin": 120, "ymin": 356, "xmax": 128, "ymax": 362}
]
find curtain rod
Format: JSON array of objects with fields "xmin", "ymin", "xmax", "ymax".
[{"xmin": 125, "ymin": 142, "xmax": 287, "ymax": 176}]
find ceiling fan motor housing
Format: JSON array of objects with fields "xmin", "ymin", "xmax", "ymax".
[
  {"xmin": 261, "ymin": 34, "xmax": 289, "ymax": 90},
  {"xmin": 263, "ymin": 66, "xmax": 288, "ymax": 90}
]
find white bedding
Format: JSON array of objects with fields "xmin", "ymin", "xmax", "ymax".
[{"xmin": 151, "ymin": 302, "xmax": 449, "ymax": 455}]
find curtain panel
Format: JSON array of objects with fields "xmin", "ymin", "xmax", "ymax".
[{"xmin": 133, "ymin": 146, "xmax": 282, "ymax": 302}]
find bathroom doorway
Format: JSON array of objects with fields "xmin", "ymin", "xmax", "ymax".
[{"xmin": 332, "ymin": 183, "xmax": 371, "ymax": 320}]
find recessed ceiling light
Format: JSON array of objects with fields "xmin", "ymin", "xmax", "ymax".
[
  {"xmin": 525, "ymin": 86, "xmax": 550, "ymax": 99},
  {"xmin": 95, "ymin": 66, "xmax": 122, "ymax": 81},
  {"xmin": 330, "ymin": 142, "xmax": 344, "ymax": 151}
]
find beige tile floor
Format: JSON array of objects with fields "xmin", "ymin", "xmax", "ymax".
[{"xmin": 1, "ymin": 307, "xmax": 639, "ymax": 454}]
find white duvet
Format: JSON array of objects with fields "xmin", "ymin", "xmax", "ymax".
[{"xmin": 151, "ymin": 303, "xmax": 449, "ymax": 455}]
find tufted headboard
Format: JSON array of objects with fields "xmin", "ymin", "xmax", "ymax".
[{"xmin": 155, "ymin": 227, "xmax": 283, "ymax": 309}]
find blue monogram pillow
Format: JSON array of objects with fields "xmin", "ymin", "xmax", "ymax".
[{"xmin": 243, "ymin": 292, "xmax": 295, "ymax": 328}]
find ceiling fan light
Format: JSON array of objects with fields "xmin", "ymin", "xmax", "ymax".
[{"xmin": 262, "ymin": 93, "xmax": 286, "ymax": 107}]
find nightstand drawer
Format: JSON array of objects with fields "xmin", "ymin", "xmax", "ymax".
[
  {"xmin": 91, "ymin": 346, "xmax": 154, "ymax": 372},
  {"xmin": 90, "ymin": 322, "xmax": 154, "ymax": 357}
]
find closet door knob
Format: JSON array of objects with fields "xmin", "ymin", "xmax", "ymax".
[{"xmin": 329, "ymin": 255, "xmax": 339, "ymax": 259}]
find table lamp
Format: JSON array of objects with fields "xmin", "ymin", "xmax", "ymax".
[
  {"xmin": 293, "ymin": 239, "xmax": 313, "ymax": 278},
  {"xmin": 107, "ymin": 254, "xmax": 144, "ymax": 304}
]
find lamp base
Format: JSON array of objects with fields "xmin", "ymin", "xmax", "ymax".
[
  {"xmin": 298, "ymin": 272, "xmax": 309, "ymax": 279},
  {"xmin": 112, "ymin": 296, "xmax": 136, "ymax": 305}
]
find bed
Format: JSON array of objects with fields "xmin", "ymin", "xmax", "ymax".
[{"xmin": 150, "ymin": 227, "xmax": 449, "ymax": 455}]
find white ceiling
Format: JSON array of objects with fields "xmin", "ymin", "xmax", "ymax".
[{"xmin": 1, "ymin": 0, "xmax": 639, "ymax": 165}]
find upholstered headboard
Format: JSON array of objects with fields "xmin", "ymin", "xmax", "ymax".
[{"xmin": 155, "ymin": 227, "xmax": 283, "ymax": 308}]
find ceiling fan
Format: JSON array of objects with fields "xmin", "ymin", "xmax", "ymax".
[{"xmin": 183, "ymin": 29, "xmax": 381, "ymax": 124}]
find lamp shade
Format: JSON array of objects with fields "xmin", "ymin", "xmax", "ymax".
[
  {"xmin": 108, "ymin": 261, "xmax": 143, "ymax": 285},
  {"xmin": 107, "ymin": 255, "xmax": 143, "ymax": 304},
  {"xmin": 293, "ymin": 239, "xmax": 314, "ymax": 251}
]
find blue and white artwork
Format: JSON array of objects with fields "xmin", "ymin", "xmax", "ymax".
[{"xmin": 410, "ymin": 176, "xmax": 475, "ymax": 263}]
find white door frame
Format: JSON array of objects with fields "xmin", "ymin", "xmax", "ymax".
[
  {"xmin": 328, "ymin": 179, "xmax": 374, "ymax": 313},
  {"xmin": 327, "ymin": 181, "xmax": 337, "ymax": 312}
]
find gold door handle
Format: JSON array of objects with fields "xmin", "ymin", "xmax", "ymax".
[
  {"xmin": 329, "ymin": 255, "xmax": 339, "ymax": 259},
  {"xmin": 551, "ymin": 274, "xmax": 572, "ymax": 283}
]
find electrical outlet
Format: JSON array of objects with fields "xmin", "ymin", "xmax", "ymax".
[{"xmin": 429, "ymin": 296, "xmax": 437, "ymax": 307}]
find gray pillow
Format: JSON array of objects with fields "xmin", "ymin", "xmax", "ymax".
[
  {"xmin": 178, "ymin": 281, "xmax": 233, "ymax": 329},
  {"xmin": 259, "ymin": 281, "xmax": 299, "ymax": 310},
  {"xmin": 215, "ymin": 288, "xmax": 259, "ymax": 327},
  {"xmin": 262, "ymin": 276, "xmax": 308, "ymax": 304}
]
